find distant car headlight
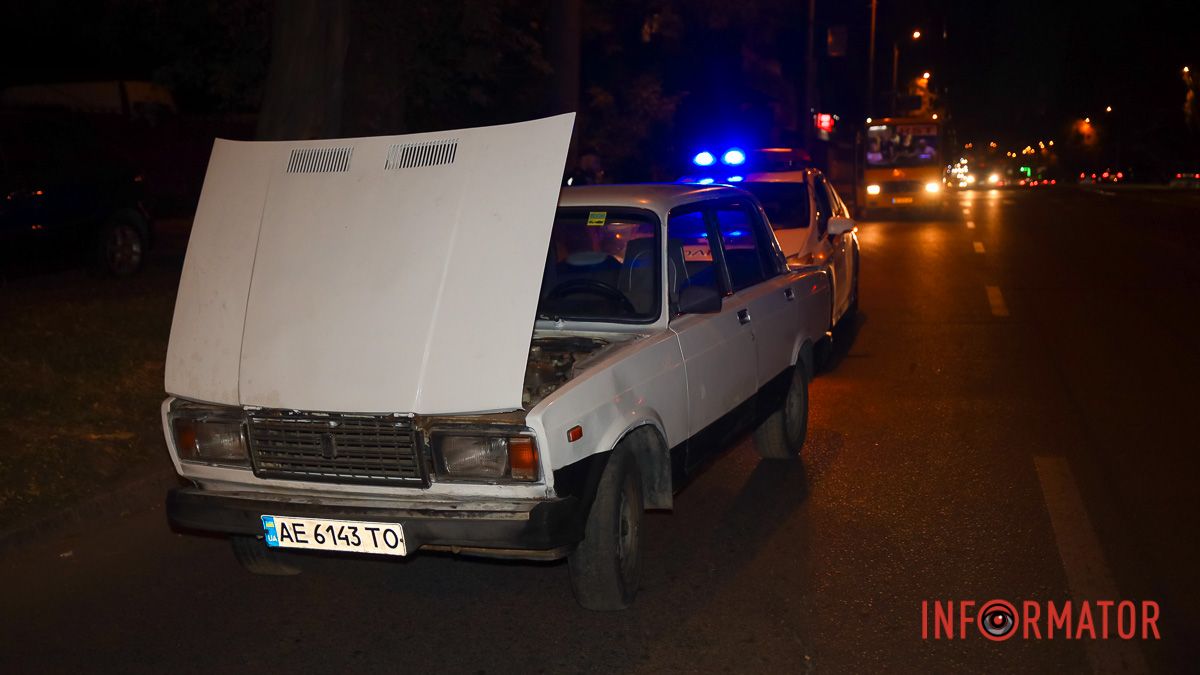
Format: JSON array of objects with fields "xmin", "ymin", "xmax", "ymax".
[
  {"xmin": 430, "ymin": 430, "xmax": 540, "ymax": 482},
  {"xmin": 987, "ymin": 173, "xmax": 1000, "ymax": 184},
  {"xmin": 866, "ymin": 184, "xmax": 881, "ymax": 195},
  {"xmin": 924, "ymin": 181, "xmax": 942, "ymax": 193},
  {"xmin": 168, "ymin": 400, "xmax": 249, "ymax": 466}
]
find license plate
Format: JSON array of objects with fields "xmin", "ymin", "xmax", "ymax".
[
  {"xmin": 892, "ymin": 196, "xmax": 914, "ymax": 204},
  {"xmin": 261, "ymin": 515, "xmax": 407, "ymax": 556}
]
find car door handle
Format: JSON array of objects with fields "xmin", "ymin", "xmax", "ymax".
[
  {"xmin": 737, "ymin": 309, "xmax": 752, "ymax": 325},
  {"xmin": 783, "ymin": 288, "xmax": 796, "ymax": 301}
]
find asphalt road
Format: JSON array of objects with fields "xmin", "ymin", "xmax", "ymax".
[{"xmin": 3, "ymin": 187, "xmax": 1197, "ymax": 673}]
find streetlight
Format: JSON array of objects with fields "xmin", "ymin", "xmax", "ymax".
[
  {"xmin": 1085, "ymin": 117, "xmax": 1091, "ymax": 124},
  {"xmin": 890, "ymin": 30, "xmax": 922, "ymax": 114},
  {"xmin": 1105, "ymin": 105, "xmax": 1113, "ymax": 113},
  {"xmin": 922, "ymin": 71, "xmax": 931, "ymax": 80},
  {"xmin": 1185, "ymin": 66, "xmax": 1191, "ymax": 74}
]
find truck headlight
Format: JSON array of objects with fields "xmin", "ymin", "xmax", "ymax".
[
  {"xmin": 168, "ymin": 401, "xmax": 249, "ymax": 467},
  {"xmin": 430, "ymin": 431, "xmax": 540, "ymax": 482},
  {"xmin": 924, "ymin": 181, "xmax": 942, "ymax": 193},
  {"xmin": 866, "ymin": 184, "xmax": 881, "ymax": 195}
]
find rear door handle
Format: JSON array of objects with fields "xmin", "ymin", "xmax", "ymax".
[
  {"xmin": 784, "ymin": 288, "xmax": 796, "ymax": 301},
  {"xmin": 737, "ymin": 309, "xmax": 752, "ymax": 325}
]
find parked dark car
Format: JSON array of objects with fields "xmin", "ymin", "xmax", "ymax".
[{"xmin": 1, "ymin": 111, "xmax": 152, "ymax": 277}]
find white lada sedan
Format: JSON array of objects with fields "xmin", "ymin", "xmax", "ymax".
[{"xmin": 162, "ymin": 115, "xmax": 833, "ymax": 610}]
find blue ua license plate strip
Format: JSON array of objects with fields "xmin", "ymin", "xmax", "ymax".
[{"xmin": 261, "ymin": 515, "xmax": 407, "ymax": 556}]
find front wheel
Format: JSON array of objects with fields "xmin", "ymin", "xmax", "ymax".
[
  {"xmin": 754, "ymin": 364, "xmax": 810, "ymax": 459},
  {"xmin": 568, "ymin": 448, "xmax": 644, "ymax": 611}
]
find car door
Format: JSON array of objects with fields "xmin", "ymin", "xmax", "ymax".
[
  {"xmin": 710, "ymin": 200, "xmax": 798, "ymax": 398},
  {"xmin": 666, "ymin": 205, "xmax": 757, "ymax": 471},
  {"xmin": 816, "ymin": 174, "xmax": 854, "ymax": 320},
  {"xmin": 811, "ymin": 173, "xmax": 849, "ymax": 319}
]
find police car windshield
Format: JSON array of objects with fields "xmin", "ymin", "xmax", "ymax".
[{"xmin": 536, "ymin": 208, "xmax": 661, "ymax": 323}]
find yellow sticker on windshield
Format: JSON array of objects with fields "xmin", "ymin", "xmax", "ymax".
[{"xmin": 587, "ymin": 211, "xmax": 607, "ymax": 227}]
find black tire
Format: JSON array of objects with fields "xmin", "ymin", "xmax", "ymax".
[
  {"xmin": 231, "ymin": 535, "xmax": 302, "ymax": 576},
  {"xmin": 568, "ymin": 448, "xmax": 644, "ymax": 611},
  {"xmin": 753, "ymin": 364, "xmax": 810, "ymax": 459},
  {"xmin": 95, "ymin": 210, "xmax": 147, "ymax": 277}
]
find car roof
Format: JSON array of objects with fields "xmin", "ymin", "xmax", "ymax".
[
  {"xmin": 559, "ymin": 183, "xmax": 747, "ymax": 212},
  {"xmin": 741, "ymin": 169, "xmax": 815, "ymax": 183}
]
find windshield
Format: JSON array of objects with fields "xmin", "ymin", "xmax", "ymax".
[
  {"xmin": 741, "ymin": 182, "xmax": 810, "ymax": 230},
  {"xmin": 866, "ymin": 124, "xmax": 939, "ymax": 167},
  {"xmin": 537, "ymin": 208, "xmax": 660, "ymax": 323}
]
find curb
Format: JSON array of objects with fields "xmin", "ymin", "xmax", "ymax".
[{"xmin": 0, "ymin": 464, "xmax": 183, "ymax": 554}]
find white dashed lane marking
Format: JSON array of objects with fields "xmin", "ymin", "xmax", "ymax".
[
  {"xmin": 1034, "ymin": 456, "xmax": 1150, "ymax": 674},
  {"xmin": 985, "ymin": 285, "xmax": 1009, "ymax": 317},
  {"xmin": 973, "ymin": 241, "xmax": 985, "ymax": 253}
]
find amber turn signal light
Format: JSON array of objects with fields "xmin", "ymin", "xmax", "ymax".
[
  {"xmin": 567, "ymin": 425, "xmax": 583, "ymax": 443},
  {"xmin": 509, "ymin": 437, "xmax": 539, "ymax": 481}
]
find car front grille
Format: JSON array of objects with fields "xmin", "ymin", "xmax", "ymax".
[
  {"xmin": 880, "ymin": 181, "xmax": 923, "ymax": 194},
  {"xmin": 247, "ymin": 410, "xmax": 427, "ymax": 487}
]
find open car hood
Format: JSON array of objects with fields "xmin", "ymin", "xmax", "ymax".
[{"xmin": 165, "ymin": 114, "xmax": 574, "ymax": 414}]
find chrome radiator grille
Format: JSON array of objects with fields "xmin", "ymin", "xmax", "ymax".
[{"xmin": 247, "ymin": 411, "xmax": 427, "ymax": 487}]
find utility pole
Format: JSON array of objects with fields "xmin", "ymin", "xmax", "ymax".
[
  {"xmin": 891, "ymin": 40, "xmax": 899, "ymax": 116},
  {"xmin": 866, "ymin": 0, "xmax": 876, "ymax": 118},
  {"xmin": 804, "ymin": 0, "xmax": 817, "ymax": 151}
]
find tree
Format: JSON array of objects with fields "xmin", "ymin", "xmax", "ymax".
[{"xmin": 255, "ymin": 0, "xmax": 348, "ymax": 140}]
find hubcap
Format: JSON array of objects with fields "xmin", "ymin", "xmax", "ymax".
[
  {"xmin": 107, "ymin": 224, "xmax": 143, "ymax": 275},
  {"xmin": 616, "ymin": 483, "xmax": 637, "ymax": 580}
]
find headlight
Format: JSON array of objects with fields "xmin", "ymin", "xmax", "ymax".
[
  {"xmin": 168, "ymin": 400, "xmax": 249, "ymax": 466},
  {"xmin": 866, "ymin": 184, "xmax": 881, "ymax": 195},
  {"xmin": 987, "ymin": 173, "xmax": 1000, "ymax": 184},
  {"xmin": 924, "ymin": 181, "xmax": 942, "ymax": 193},
  {"xmin": 430, "ymin": 431, "xmax": 540, "ymax": 482}
]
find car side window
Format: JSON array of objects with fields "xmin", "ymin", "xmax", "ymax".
[
  {"xmin": 666, "ymin": 207, "xmax": 723, "ymax": 307},
  {"xmin": 713, "ymin": 204, "xmax": 768, "ymax": 292},
  {"xmin": 812, "ymin": 176, "xmax": 832, "ymax": 237}
]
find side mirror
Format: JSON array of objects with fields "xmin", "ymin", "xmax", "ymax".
[
  {"xmin": 828, "ymin": 216, "xmax": 856, "ymax": 236},
  {"xmin": 675, "ymin": 285, "xmax": 722, "ymax": 315}
]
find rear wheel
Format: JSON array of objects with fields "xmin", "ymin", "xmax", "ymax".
[
  {"xmin": 568, "ymin": 448, "xmax": 644, "ymax": 610},
  {"xmin": 754, "ymin": 364, "xmax": 810, "ymax": 459},
  {"xmin": 95, "ymin": 211, "xmax": 147, "ymax": 277},
  {"xmin": 231, "ymin": 535, "xmax": 302, "ymax": 576}
]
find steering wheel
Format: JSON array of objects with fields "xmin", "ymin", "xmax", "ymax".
[{"xmin": 545, "ymin": 278, "xmax": 638, "ymax": 314}]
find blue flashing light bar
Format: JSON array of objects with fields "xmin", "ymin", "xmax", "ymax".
[
  {"xmin": 727, "ymin": 175, "xmax": 744, "ymax": 182},
  {"xmin": 722, "ymin": 148, "xmax": 746, "ymax": 166},
  {"xmin": 693, "ymin": 151, "xmax": 716, "ymax": 167},
  {"xmin": 697, "ymin": 177, "xmax": 715, "ymax": 185}
]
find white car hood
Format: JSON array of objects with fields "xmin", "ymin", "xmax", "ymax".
[{"xmin": 165, "ymin": 114, "xmax": 574, "ymax": 414}]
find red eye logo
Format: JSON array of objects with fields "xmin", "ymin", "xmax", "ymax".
[{"xmin": 979, "ymin": 600, "xmax": 1018, "ymax": 641}]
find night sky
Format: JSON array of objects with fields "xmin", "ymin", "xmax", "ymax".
[{"xmin": 2, "ymin": 0, "xmax": 1196, "ymax": 155}]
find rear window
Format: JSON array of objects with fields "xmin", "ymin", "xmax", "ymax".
[
  {"xmin": 537, "ymin": 208, "xmax": 661, "ymax": 323},
  {"xmin": 742, "ymin": 182, "xmax": 809, "ymax": 230}
]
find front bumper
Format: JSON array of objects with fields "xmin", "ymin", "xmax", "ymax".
[
  {"xmin": 865, "ymin": 191, "xmax": 942, "ymax": 208},
  {"xmin": 167, "ymin": 488, "xmax": 584, "ymax": 559}
]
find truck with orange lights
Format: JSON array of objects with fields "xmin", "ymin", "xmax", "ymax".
[{"xmin": 860, "ymin": 115, "xmax": 946, "ymax": 216}]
